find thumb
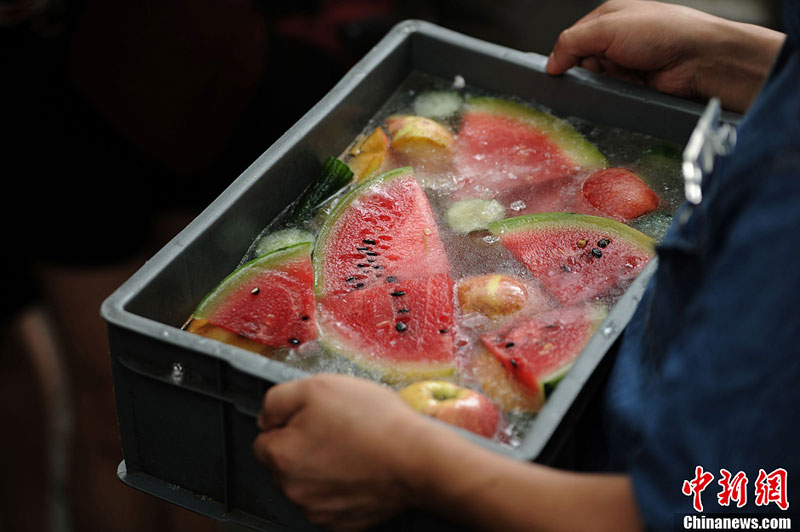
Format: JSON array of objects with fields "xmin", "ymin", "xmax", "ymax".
[
  {"xmin": 257, "ymin": 379, "xmax": 308, "ymax": 431},
  {"xmin": 546, "ymin": 20, "xmax": 614, "ymax": 75}
]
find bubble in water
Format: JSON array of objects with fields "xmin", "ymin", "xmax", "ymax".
[
  {"xmin": 453, "ymin": 75, "xmax": 466, "ymax": 89},
  {"xmin": 482, "ymin": 235, "xmax": 500, "ymax": 244},
  {"xmin": 509, "ymin": 200, "xmax": 526, "ymax": 211}
]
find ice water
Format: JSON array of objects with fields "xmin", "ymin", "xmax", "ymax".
[{"xmin": 196, "ymin": 70, "xmax": 685, "ymax": 446}]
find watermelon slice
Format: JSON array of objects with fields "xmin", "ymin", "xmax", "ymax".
[
  {"xmin": 314, "ymin": 167, "xmax": 450, "ymax": 298},
  {"xmin": 490, "ymin": 213, "xmax": 655, "ymax": 305},
  {"xmin": 453, "ymin": 97, "xmax": 606, "ymax": 196},
  {"xmin": 317, "ymin": 273, "xmax": 456, "ymax": 382},
  {"xmin": 493, "ymin": 168, "xmax": 659, "ymax": 223},
  {"xmin": 480, "ymin": 304, "xmax": 606, "ymax": 403},
  {"xmin": 582, "ymin": 167, "xmax": 660, "ymax": 221},
  {"xmin": 191, "ymin": 243, "xmax": 317, "ymax": 349}
]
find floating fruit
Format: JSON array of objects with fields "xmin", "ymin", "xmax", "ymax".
[
  {"xmin": 490, "ymin": 213, "xmax": 655, "ymax": 305},
  {"xmin": 317, "ymin": 273, "xmax": 456, "ymax": 383},
  {"xmin": 480, "ymin": 304, "xmax": 606, "ymax": 406},
  {"xmin": 190, "ymin": 243, "xmax": 316, "ymax": 349},
  {"xmin": 313, "ymin": 167, "xmax": 450, "ymax": 299},
  {"xmin": 582, "ymin": 167, "xmax": 660, "ymax": 221},
  {"xmin": 346, "ymin": 126, "xmax": 389, "ymax": 182},
  {"xmin": 385, "ymin": 114, "xmax": 454, "ymax": 157},
  {"xmin": 456, "ymin": 274, "xmax": 529, "ymax": 319}
]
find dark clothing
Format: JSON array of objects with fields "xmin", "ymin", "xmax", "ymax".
[{"xmin": 604, "ymin": 3, "xmax": 800, "ymax": 528}]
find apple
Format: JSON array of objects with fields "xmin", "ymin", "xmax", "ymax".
[
  {"xmin": 456, "ymin": 274, "xmax": 530, "ymax": 319},
  {"xmin": 385, "ymin": 114, "xmax": 454, "ymax": 156},
  {"xmin": 582, "ymin": 167, "xmax": 660, "ymax": 221},
  {"xmin": 398, "ymin": 380, "xmax": 501, "ymax": 438},
  {"xmin": 346, "ymin": 126, "xmax": 389, "ymax": 182}
]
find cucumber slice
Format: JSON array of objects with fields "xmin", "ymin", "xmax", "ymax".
[
  {"xmin": 412, "ymin": 90, "xmax": 463, "ymax": 120},
  {"xmin": 445, "ymin": 199, "xmax": 506, "ymax": 234},
  {"xmin": 286, "ymin": 156, "xmax": 354, "ymax": 226}
]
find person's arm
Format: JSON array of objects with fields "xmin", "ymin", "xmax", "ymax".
[
  {"xmin": 253, "ymin": 374, "xmax": 641, "ymax": 532},
  {"xmin": 546, "ymin": 0, "xmax": 785, "ymax": 114}
]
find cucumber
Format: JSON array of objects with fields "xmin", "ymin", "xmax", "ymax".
[
  {"xmin": 445, "ymin": 199, "xmax": 506, "ymax": 234},
  {"xmin": 286, "ymin": 156, "xmax": 354, "ymax": 227},
  {"xmin": 412, "ymin": 90, "xmax": 463, "ymax": 121}
]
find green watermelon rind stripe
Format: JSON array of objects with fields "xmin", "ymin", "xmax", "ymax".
[
  {"xmin": 194, "ymin": 242, "xmax": 312, "ymax": 319},
  {"xmin": 312, "ymin": 166, "xmax": 415, "ymax": 299},
  {"xmin": 537, "ymin": 304, "xmax": 607, "ymax": 397},
  {"xmin": 465, "ymin": 96, "xmax": 607, "ymax": 170},
  {"xmin": 488, "ymin": 212, "xmax": 656, "ymax": 254},
  {"xmin": 315, "ymin": 323, "xmax": 456, "ymax": 384}
]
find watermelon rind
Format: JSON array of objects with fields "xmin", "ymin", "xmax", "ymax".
[
  {"xmin": 536, "ymin": 303, "xmax": 607, "ymax": 397},
  {"xmin": 253, "ymin": 228, "xmax": 315, "ymax": 258},
  {"xmin": 316, "ymin": 332, "xmax": 456, "ymax": 385},
  {"xmin": 194, "ymin": 242, "xmax": 313, "ymax": 319},
  {"xmin": 488, "ymin": 212, "xmax": 656, "ymax": 253},
  {"xmin": 464, "ymin": 96, "xmax": 607, "ymax": 171},
  {"xmin": 312, "ymin": 166, "xmax": 414, "ymax": 298}
]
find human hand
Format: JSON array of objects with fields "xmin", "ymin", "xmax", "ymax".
[
  {"xmin": 252, "ymin": 374, "xmax": 434, "ymax": 531},
  {"xmin": 546, "ymin": 0, "xmax": 784, "ymax": 113}
]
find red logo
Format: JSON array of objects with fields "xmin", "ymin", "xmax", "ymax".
[
  {"xmin": 754, "ymin": 468, "xmax": 789, "ymax": 511},
  {"xmin": 683, "ymin": 466, "xmax": 715, "ymax": 512},
  {"xmin": 717, "ymin": 469, "xmax": 748, "ymax": 508},
  {"xmin": 683, "ymin": 467, "xmax": 789, "ymax": 512}
]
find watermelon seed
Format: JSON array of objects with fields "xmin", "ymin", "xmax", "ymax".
[
  {"xmin": 301, "ymin": 315, "xmax": 310, "ymax": 321},
  {"xmin": 591, "ymin": 247, "xmax": 603, "ymax": 258},
  {"xmin": 366, "ymin": 252, "xmax": 379, "ymax": 256},
  {"xmin": 395, "ymin": 322, "xmax": 407, "ymax": 332},
  {"xmin": 390, "ymin": 290, "xmax": 406, "ymax": 297},
  {"xmin": 439, "ymin": 329, "xmax": 448, "ymax": 334},
  {"xmin": 357, "ymin": 247, "xmax": 370, "ymax": 251},
  {"xmin": 505, "ymin": 342, "xmax": 515, "ymax": 348},
  {"xmin": 251, "ymin": 287, "xmax": 260, "ymax": 295},
  {"xmin": 357, "ymin": 263, "xmax": 369, "ymax": 268},
  {"xmin": 597, "ymin": 238, "xmax": 610, "ymax": 248},
  {"xmin": 354, "ymin": 283, "xmax": 365, "ymax": 289},
  {"xmin": 509, "ymin": 358, "xmax": 518, "ymax": 369},
  {"xmin": 289, "ymin": 338, "xmax": 300, "ymax": 345},
  {"xmin": 363, "ymin": 239, "xmax": 377, "ymax": 245},
  {"xmin": 373, "ymin": 265, "xmax": 384, "ymax": 269},
  {"xmin": 386, "ymin": 276, "xmax": 397, "ymax": 283},
  {"xmin": 577, "ymin": 239, "xmax": 588, "ymax": 248},
  {"xmin": 398, "ymin": 308, "xmax": 410, "ymax": 314},
  {"xmin": 367, "ymin": 258, "xmax": 376, "ymax": 263},
  {"xmin": 345, "ymin": 276, "xmax": 357, "ymax": 282},
  {"xmin": 562, "ymin": 265, "xmax": 571, "ymax": 272}
]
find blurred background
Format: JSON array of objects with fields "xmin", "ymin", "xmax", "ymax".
[{"xmin": 0, "ymin": 1, "xmax": 781, "ymax": 531}]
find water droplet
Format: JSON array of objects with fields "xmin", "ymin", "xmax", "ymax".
[
  {"xmin": 509, "ymin": 200, "xmax": 526, "ymax": 211},
  {"xmin": 482, "ymin": 235, "xmax": 500, "ymax": 244}
]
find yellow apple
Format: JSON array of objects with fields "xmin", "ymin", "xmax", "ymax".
[
  {"xmin": 346, "ymin": 126, "xmax": 389, "ymax": 182},
  {"xmin": 385, "ymin": 114, "xmax": 454, "ymax": 157},
  {"xmin": 456, "ymin": 274, "xmax": 529, "ymax": 319}
]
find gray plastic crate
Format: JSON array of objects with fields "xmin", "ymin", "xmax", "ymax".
[{"xmin": 101, "ymin": 19, "xmax": 734, "ymax": 531}]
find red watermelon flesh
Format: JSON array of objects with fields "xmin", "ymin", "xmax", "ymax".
[
  {"xmin": 490, "ymin": 213, "xmax": 655, "ymax": 305},
  {"xmin": 317, "ymin": 273, "xmax": 456, "ymax": 381},
  {"xmin": 480, "ymin": 304, "xmax": 605, "ymax": 397},
  {"xmin": 314, "ymin": 167, "xmax": 450, "ymax": 298},
  {"xmin": 193, "ymin": 243, "xmax": 317, "ymax": 348},
  {"xmin": 452, "ymin": 97, "xmax": 606, "ymax": 198},
  {"xmin": 582, "ymin": 167, "xmax": 660, "ymax": 221}
]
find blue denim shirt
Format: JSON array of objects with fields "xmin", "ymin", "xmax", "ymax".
[{"xmin": 603, "ymin": 4, "xmax": 800, "ymax": 528}]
